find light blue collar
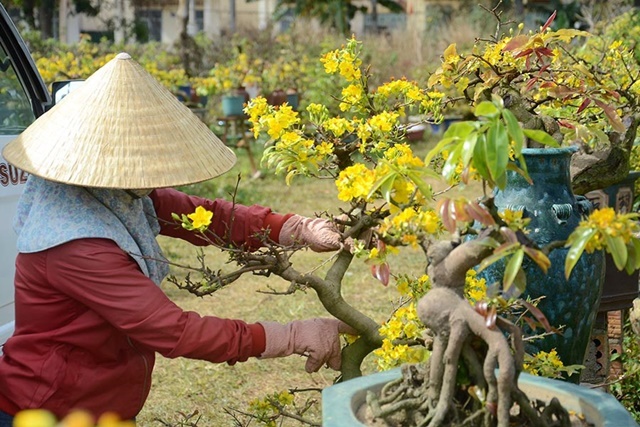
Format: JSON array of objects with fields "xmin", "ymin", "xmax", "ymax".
[{"xmin": 14, "ymin": 176, "xmax": 169, "ymax": 285}]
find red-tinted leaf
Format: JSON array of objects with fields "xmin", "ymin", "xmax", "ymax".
[
  {"xmin": 525, "ymin": 77, "xmax": 538, "ymax": 92},
  {"xmin": 523, "ymin": 246, "xmax": 551, "ymax": 273},
  {"xmin": 514, "ymin": 48, "xmax": 534, "ymax": 59},
  {"xmin": 541, "ymin": 11, "xmax": 557, "ymax": 32},
  {"xmin": 371, "ymin": 263, "xmax": 390, "ymax": 286},
  {"xmin": 536, "ymin": 47, "xmax": 555, "ymax": 57},
  {"xmin": 465, "ymin": 201, "xmax": 496, "ymax": 226},
  {"xmin": 605, "ymin": 89, "xmax": 621, "ymax": 101},
  {"xmin": 453, "ymin": 199, "xmax": 470, "ymax": 222},
  {"xmin": 486, "ymin": 306, "xmax": 497, "ymax": 330},
  {"xmin": 437, "ymin": 198, "xmax": 456, "ymax": 233},
  {"xmin": 523, "ymin": 315, "xmax": 538, "ymax": 331},
  {"xmin": 520, "ymin": 299, "xmax": 555, "ymax": 333},
  {"xmin": 577, "ymin": 97, "xmax": 591, "ymax": 114},
  {"xmin": 540, "ymin": 81, "xmax": 555, "ymax": 89},
  {"xmin": 504, "ymin": 35, "xmax": 531, "ymax": 52},
  {"xmin": 558, "ymin": 120, "xmax": 575, "ymax": 129},
  {"xmin": 594, "ymin": 99, "xmax": 626, "ymax": 133},
  {"xmin": 500, "ymin": 227, "xmax": 519, "ymax": 244}
]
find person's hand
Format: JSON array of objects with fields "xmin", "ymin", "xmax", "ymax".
[
  {"xmin": 258, "ymin": 318, "xmax": 357, "ymax": 372},
  {"xmin": 279, "ymin": 215, "xmax": 349, "ymax": 252}
]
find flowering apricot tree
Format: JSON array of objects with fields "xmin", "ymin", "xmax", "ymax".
[{"xmin": 173, "ymin": 11, "xmax": 640, "ymax": 426}]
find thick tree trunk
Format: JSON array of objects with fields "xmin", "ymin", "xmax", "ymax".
[{"xmin": 38, "ymin": 0, "xmax": 55, "ymax": 38}]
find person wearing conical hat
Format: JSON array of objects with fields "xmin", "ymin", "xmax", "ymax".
[{"xmin": 0, "ymin": 53, "xmax": 355, "ymax": 425}]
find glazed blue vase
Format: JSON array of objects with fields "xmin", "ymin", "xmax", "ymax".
[
  {"xmin": 221, "ymin": 94, "xmax": 246, "ymax": 117},
  {"xmin": 480, "ymin": 146, "xmax": 605, "ymax": 372}
]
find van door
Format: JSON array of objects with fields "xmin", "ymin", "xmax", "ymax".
[{"xmin": 0, "ymin": 4, "xmax": 51, "ymax": 348}]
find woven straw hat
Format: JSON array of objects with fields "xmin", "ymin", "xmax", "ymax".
[{"xmin": 2, "ymin": 52, "xmax": 237, "ymax": 189}]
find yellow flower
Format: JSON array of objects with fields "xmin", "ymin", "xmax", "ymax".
[
  {"xmin": 316, "ymin": 141, "xmax": 335, "ymax": 156},
  {"xmin": 60, "ymin": 410, "xmax": 94, "ymax": 427},
  {"xmin": 188, "ymin": 206, "xmax": 213, "ymax": 230},
  {"xmin": 369, "ymin": 111, "xmax": 399, "ymax": 133},
  {"xmin": 323, "ymin": 117, "xmax": 354, "ymax": 137},
  {"xmin": 588, "ymin": 207, "xmax": 616, "ymax": 228},
  {"xmin": 14, "ymin": 410, "xmax": 57, "ymax": 427}
]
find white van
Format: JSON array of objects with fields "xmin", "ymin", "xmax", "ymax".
[{"xmin": 0, "ymin": 5, "xmax": 52, "ymax": 348}]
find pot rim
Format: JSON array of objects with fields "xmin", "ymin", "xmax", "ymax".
[{"xmin": 322, "ymin": 368, "xmax": 639, "ymax": 427}]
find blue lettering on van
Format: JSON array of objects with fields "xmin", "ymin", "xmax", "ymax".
[{"xmin": 0, "ymin": 162, "xmax": 27, "ymax": 187}]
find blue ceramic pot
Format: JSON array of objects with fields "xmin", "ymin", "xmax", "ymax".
[
  {"xmin": 221, "ymin": 94, "xmax": 246, "ymax": 117},
  {"xmin": 286, "ymin": 93, "xmax": 299, "ymax": 110},
  {"xmin": 480, "ymin": 146, "xmax": 605, "ymax": 370},
  {"xmin": 322, "ymin": 368, "xmax": 638, "ymax": 426}
]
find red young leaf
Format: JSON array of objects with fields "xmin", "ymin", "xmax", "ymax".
[
  {"xmin": 525, "ymin": 77, "xmax": 538, "ymax": 92},
  {"xmin": 503, "ymin": 35, "xmax": 531, "ymax": 52},
  {"xmin": 577, "ymin": 97, "xmax": 591, "ymax": 113},
  {"xmin": 520, "ymin": 299, "xmax": 555, "ymax": 333},
  {"xmin": 558, "ymin": 120, "xmax": 575, "ymax": 129},
  {"xmin": 541, "ymin": 11, "xmax": 557, "ymax": 32},
  {"xmin": 536, "ymin": 47, "xmax": 555, "ymax": 57},
  {"xmin": 437, "ymin": 198, "xmax": 457, "ymax": 233},
  {"xmin": 371, "ymin": 263, "xmax": 391, "ymax": 286},
  {"xmin": 465, "ymin": 201, "xmax": 496, "ymax": 226},
  {"xmin": 594, "ymin": 99, "xmax": 626, "ymax": 133},
  {"xmin": 514, "ymin": 48, "xmax": 533, "ymax": 59}
]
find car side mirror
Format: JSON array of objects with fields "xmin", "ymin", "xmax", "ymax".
[{"xmin": 50, "ymin": 80, "xmax": 85, "ymax": 107}]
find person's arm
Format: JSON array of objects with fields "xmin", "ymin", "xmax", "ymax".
[
  {"xmin": 49, "ymin": 238, "xmax": 352, "ymax": 372},
  {"xmin": 150, "ymin": 188, "xmax": 292, "ymax": 250},
  {"xmin": 49, "ymin": 238, "xmax": 265, "ymax": 364}
]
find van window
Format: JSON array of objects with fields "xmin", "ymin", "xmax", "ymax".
[{"xmin": 0, "ymin": 45, "xmax": 36, "ymax": 134}]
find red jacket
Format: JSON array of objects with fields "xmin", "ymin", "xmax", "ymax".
[{"xmin": 0, "ymin": 188, "xmax": 290, "ymax": 420}]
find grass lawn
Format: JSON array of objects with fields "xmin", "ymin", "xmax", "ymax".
[{"xmin": 136, "ymin": 134, "xmax": 459, "ymax": 426}]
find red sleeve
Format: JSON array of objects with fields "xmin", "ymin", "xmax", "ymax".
[
  {"xmin": 150, "ymin": 188, "xmax": 293, "ymax": 251},
  {"xmin": 48, "ymin": 238, "xmax": 266, "ymax": 362}
]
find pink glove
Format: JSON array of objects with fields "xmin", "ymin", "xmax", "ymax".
[
  {"xmin": 279, "ymin": 215, "xmax": 346, "ymax": 252},
  {"xmin": 259, "ymin": 318, "xmax": 356, "ymax": 372}
]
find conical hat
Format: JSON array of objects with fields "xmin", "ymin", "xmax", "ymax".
[{"xmin": 2, "ymin": 52, "xmax": 237, "ymax": 189}]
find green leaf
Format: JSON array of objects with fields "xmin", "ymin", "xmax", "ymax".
[
  {"xmin": 425, "ymin": 136, "xmax": 456, "ymax": 165},
  {"xmin": 475, "ymin": 101, "xmax": 500, "ymax": 118},
  {"xmin": 443, "ymin": 121, "xmax": 476, "ymax": 139},
  {"xmin": 632, "ymin": 237, "xmax": 640, "ymax": 270},
  {"xmin": 478, "ymin": 243, "xmax": 519, "ymax": 272},
  {"xmin": 605, "ymin": 234, "xmax": 628, "ymax": 271},
  {"xmin": 565, "ymin": 228, "xmax": 597, "ymax": 279},
  {"xmin": 513, "ymin": 269, "xmax": 527, "ymax": 298},
  {"xmin": 504, "ymin": 249, "xmax": 525, "ymax": 291},
  {"xmin": 502, "ymin": 108, "xmax": 524, "ymax": 154},
  {"xmin": 485, "ymin": 121, "xmax": 510, "ymax": 187},
  {"xmin": 506, "ymin": 160, "xmax": 532, "ymax": 184},
  {"xmin": 442, "ymin": 144, "xmax": 463, "ymax": 181},
  {"xmin": 460, "ymin": 131, "xmax": 478, "ymax": 167},
  {"xmin": 624, "ymin": 241, "xmax": 637, "ymax": 275},
  {"xmin": 368, "ymin": 170, "xmax": 397, "ymax": 202},
  {"xmin": 472, "ymin": 134, "xmax": 492, "ymax": 185},
  {"xmin": 407, "ymin": 170, "xmax": 436, "ymax": 199},
  {"xmin": 522, "ymin": 129, "xmax": 560, "ymax": 147}
]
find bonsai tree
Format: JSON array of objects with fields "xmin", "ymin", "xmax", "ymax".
[{"xmin": 170, "ymin": 7, "xmax": 640, "ymax": 426}]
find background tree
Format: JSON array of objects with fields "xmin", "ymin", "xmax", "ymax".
[{"xmin": 270, "ymin": 0, "xmax": 404, "ymax": 35}]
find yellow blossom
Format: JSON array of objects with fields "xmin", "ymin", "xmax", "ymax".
[{"xmin": 188, "ymin": 206, "xmax": 213, "ymax": 230}]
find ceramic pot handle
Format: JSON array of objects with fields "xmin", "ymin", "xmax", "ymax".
[
  {"xmin": 575, "ymin": 195, "xmax": 593, "ymax": 218},
  {"xmin": 551, "ymin": 203, "xmax": 573, "ymax": 225}
]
